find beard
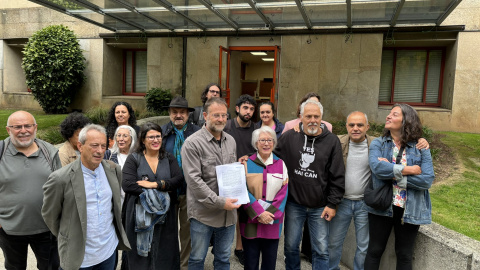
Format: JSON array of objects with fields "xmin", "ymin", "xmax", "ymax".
[
  {"xmin": 238, "ymin": 113, "xmax": 251, "ymax": 123},
  {"xmin": 173, "ymin": 118, "xmax": 187, "ymax": 128},
  {"xmin": 207, "ymin": 120, "xmax": 226, "ymax": 133},
  {"xmin": 303, "ymin": 123, "xmax": 319, "ymax": 135},
  {"xmin": 10, "ymin": 131, "xmax": 36, "ymax": 148}
]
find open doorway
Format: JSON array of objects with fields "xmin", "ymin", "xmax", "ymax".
[{"xmin": 219, "ymin": 46, "xmax": 280, "ymax": 122}]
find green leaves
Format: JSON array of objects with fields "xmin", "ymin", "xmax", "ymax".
[
  {"xmin": 22, "ymin": 25, "xmax": 85, "ymax": 114},
  {"xmin": 145, "ymin": 87, "xmax": 172, "ymax": 114}
]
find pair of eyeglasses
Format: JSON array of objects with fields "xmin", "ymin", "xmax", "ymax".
[
  {"xmin": 211, "ymin": 113, "xmax": 228, "ymax": 119},
  {"xmin": 258, "ymin": 139, "xmax": 274, "ymax": 144},
  {"xmin": 146, "ymin": 135, "xmax": 162, "ymax": 141},
  {"xmin": 116, "ymin": 134, "xmax": 131, "ymax": 139},
  {"xmin": 208, "ymin": 89, "xmax": 220, "ymax": 95},
  {"xmin": 7, "ymin": 124, "xmax": 37, "ymax": 131}
]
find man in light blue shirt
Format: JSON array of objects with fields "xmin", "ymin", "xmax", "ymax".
[{"xmin": 42, "ymin": 124, "xmax": 130, "ymax": 270}]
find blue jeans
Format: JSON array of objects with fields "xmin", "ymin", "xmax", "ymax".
[
  {"xmin": 284, "ymin": 201, "xmax": 329, "ymax": 270},
  {"xmin": 328, "ymin": 199, "xmax": 369, "ymax": 270},
  {"xmin": 188, "ymin": 219, "xmax": 235, "ymax": 270}
]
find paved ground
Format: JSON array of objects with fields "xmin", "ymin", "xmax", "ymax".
[{"xmin": 0, "ymin": 234, "xmax": 350, "ymax": 270}]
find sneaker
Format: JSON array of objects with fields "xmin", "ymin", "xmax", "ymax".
[{"xmin": 234, "ymin": 249, "xmax": 245, "ymax": 266}]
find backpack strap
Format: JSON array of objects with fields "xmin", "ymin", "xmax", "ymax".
[
  {"xmin": 0, "ymin": 140, "xmax": 4, "ymax": 162},
  {"xmin": 36, "ymin": 140, "xmax": 56, "ymax": 172}
]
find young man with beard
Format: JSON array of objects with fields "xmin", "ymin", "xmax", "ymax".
[
  {"xmin": 161, "ymin": 96, "xmax": 200, "ymax": 270},
  {"xmin": 223, "ymin": 94, "xmax": 257, "ymax": 264},
  {"xmin": 181, "ymin": 97, "xmax": 240, "ymax": 270},
  {"xmin": 275, "ymin": 100, "xmax": 345, "ymax": 270}
]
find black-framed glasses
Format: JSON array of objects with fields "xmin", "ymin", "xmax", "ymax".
[
  {"xmin": 258, "ymin": 139, "xmax": 274, "ymax": 144},
  {"xmin": 208, "ymin": 89, "xmax": 220, "ymax": 95},
  {"xmin": 7, "ymin": 124, "xmax": 37, "ymax": 131}
]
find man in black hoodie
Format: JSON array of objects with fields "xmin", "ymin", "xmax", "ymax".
[{"xmin": 275, "ymin": 99, "xmax": 345, "ymax": 270}]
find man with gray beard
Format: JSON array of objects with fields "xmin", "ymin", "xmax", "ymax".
[
  {"xmin": 0, "ymin": 111, "xmax": 61, "ymax": 270},
  {"xmin": 275, "ymin": 100, "xmax": 345, "ymax": 270}
]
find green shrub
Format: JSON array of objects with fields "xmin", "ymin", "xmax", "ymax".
[
  {"xmin": 145, "ymin": 87, "xmax": 172, "ymax": 114},
  {"xmin": 22, "ymin": 25, "xmax": 86, "ymax": 114},
  {"xmin": 37, "ymin": 126, "xmax": 64, "ymax": 145},
  {"xmin": 84, "ymin": 106, "xmax": 109, "ymax": 125}
]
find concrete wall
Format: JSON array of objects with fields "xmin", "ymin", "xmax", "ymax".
[
  {"xmin": 185, "ymin": 36, "xmax": 227, "ymax": 108},
  {"xmin": 277, "ymin": 34, "xmax": 383, "ymax": 124},
  {"xmin": 147, "ymin": 37, "xmax": 183, "ymax": 96},
  {"xmin": 341, "ymin": 222, "xmax": 480, "ymax": 270}
]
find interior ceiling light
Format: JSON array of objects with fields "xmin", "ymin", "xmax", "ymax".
[
  {"xmin": 251, "ymin": 52, "xmax": 267, "ymax": 55},
  {"xmin": 262, "ymin": 58, "xmax": 274, "ymax": 61}
]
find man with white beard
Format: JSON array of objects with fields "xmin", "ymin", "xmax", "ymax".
[
  {"xmin": 0, "ymin": 111, "xmax": 61, "ymax": 270},
  {"xmin": 275, "ymin": 100, "xmax": 345, "ymax": 270}
]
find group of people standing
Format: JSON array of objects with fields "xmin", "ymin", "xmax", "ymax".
[{"xmin": 0, "ymin": 83, "xmax": 434, "ymax": 270}]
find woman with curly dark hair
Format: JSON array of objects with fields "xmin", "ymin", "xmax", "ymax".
[
  {"xmin": 105, "ymin": 101, "xmax": 139, "ymax": 148},
  {"xmin": 122, "ymin": 122, "xmax": 182, "ymax": 269},
  {"xmin": 58, "ymin": 112, "xmax": 91, "ymax": 166},
  {"xmin": 364, "ymin": 104, "xmax": 435, "ymax": 270}
]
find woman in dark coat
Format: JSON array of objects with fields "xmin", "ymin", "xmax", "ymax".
[{"xmin": 122, "ymin": 122, "xmax": 182, "ymax": 269}]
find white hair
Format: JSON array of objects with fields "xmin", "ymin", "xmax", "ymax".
[
  {"xmin": 111, "ymin": 125, "xmax": 137, "ymax": 154},
  {"xmin": 300, "ymin": 100, "xmax": 324, "ymax": 116},
  {"xmin": 251, "ymin": 126, "xmax": 277, "ymax": 150},
  {"xmin": 78, "ymin": 124, "xmax": 106, "ymax": 144}
]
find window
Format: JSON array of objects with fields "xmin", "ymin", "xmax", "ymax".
[
  {"xmin": 123, "ymin": 50, "xmax": 147, "ymax": 95},
  {"xmin": 378, "ymin": 48, "xmax": 444, "ymax": 106}
]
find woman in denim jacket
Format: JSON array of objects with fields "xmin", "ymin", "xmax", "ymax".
[{"xmin": 364, "ymin": 104, "xmax": 435, "ymax": 270}]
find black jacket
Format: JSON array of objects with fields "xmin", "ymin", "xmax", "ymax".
[{"xmin": 275, "ymin": 124, "xmax": 345, "ymax": 208}]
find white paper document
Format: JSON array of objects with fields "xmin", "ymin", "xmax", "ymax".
[{"xmin": 216, "ymin": 162, "xmax": 249, "ymax": 205}]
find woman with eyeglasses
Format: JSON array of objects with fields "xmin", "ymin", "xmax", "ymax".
[
  {"xmin": 122, "ymin": 122, "xmax": 182, "ymax": 269},
  {"xmin": 239, "ymin": 126, "xmax": 288, "ymax": 270},
  {"xmin": 104, "ymin": 125, "xmax": 137, "ymax": 169}
]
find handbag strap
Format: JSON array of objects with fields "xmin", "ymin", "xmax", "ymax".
[{"xmin": 395, "ymin": 146, "xmax": 405, "ymax": 164}]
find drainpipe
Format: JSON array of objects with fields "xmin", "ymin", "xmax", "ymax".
[{"xmin": 182, "ymin": 37, "xmax": 187, "ymax": 97}]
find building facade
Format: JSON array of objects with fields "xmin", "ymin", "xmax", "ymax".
[{"xmin": 1, "ymin": 0, "xmax": 479, "ymax": 132}]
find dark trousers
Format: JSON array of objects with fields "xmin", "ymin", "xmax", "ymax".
[
  {"xmin": 301, "ymin": 223, "xmax": 311, "ymax": 258},
  {"xmin": 242, "ymin": 237, "xmax": 279, "ymax": 270},
  {"xmin": 364, "ymin": 206, "xmax": 420, "ymax": 270},
  {"xmin": 0, "ymin": 228, "xmax": 59, "ymax": 270}
]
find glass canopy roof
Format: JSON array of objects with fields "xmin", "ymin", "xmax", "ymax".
[{"xmin": 29, "ymin": 0, "xmax": 462, "ymax": 33}]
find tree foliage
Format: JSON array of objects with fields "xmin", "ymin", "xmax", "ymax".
[{"xmin": 22, "ymin": 25, "xmax": 86, "ymax": 114}]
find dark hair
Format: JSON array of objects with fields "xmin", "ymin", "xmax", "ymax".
[
  {"xmin": 296, "ymin": 92, "xmax": 321, "ymax": 117},
  {"xmin": 105, "ymin": 101, "xmax": 137, "ymax": 139},
  {"xmin": 60, "ymin": 112, "xmax": 91, "ymax": 140},
  {"xmin": 203, "ymin": 97, "xmax": 228, "ymax": 114},
  {"xmin": 258, "ymin": 101, "xmax": 276, "ymax": 115},
  {"xmin": 135, "ymin": 122, "xmax": 166, "ymax": 159},
  {"xmin": 201, "ymin": 83, "xmax": 223, "ymax": 104},
  {"xmin": 235, "ymin": 94, "xmax": 257, "ymax": 115},
  {"xmin": 382, "ymin": 103, "xmax": 423, "ymax": 146}
]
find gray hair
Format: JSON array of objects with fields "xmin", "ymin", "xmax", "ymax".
[
  {"xmin": 111, "ymin": 125, "xmax": 137, "ymax": 154},
  {"xmin": 300, "ymin": 100, "xmax": 324, "ymax": 116},
  {"xmin": 251, "ymin": 126, "xmax": 277, "ymax": 150},
  {"xmin": 346, "ymin": 111, "xmax": 369, "ymax": 123},
  {"xmin": 78, "ymin": 124, "xmax": 106, "ymax": 144}
]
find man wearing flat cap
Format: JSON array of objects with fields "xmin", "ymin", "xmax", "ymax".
[{"xmin": 161, "ymin": 96, "xmax": 200, "ymax": 270}]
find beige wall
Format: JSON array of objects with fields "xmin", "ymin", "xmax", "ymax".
[
  {"xmin": 277, "ymin": 34, "xmax": 383, "ymax": 124},
  {"xmin": 3, "ymin": 44, "xmax": 27, "ymax": 92},
  {"xmin": 102, "ymin": 43, "xmax": 123, "ymax": 96},
  {"xmin": 147, "ymin": 38, "xmax": 183, "ymax": 96},
  {"xmin": 185, "ymin": 37, "xmax": 228, "ymax": 108},
  {"xmin": 0, "ymin": 0, "xmax": 39, "ymax": 9}
]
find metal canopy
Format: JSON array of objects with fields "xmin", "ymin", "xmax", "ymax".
[{"xmin": 29, "ymin": 0, "xmax": 463, "ymax": 34}]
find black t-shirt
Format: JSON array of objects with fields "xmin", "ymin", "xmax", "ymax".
[{"xmin": 224, "ymin": 118, "xmax": 256, "ymax": 158}]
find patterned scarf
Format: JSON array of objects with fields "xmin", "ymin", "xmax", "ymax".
[{"xmin": 173, "ymin": 124, "xmax": 187, "ymax": 171}]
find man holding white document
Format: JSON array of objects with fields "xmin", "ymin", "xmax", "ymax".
[{"xmin": 181, "ymin": 97, "xmax": 240, "ymax": 270}]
